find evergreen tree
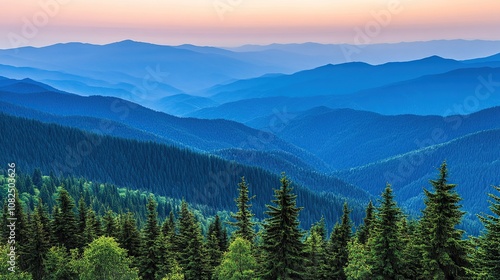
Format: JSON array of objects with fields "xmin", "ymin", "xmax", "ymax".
[
  {"xmin": 357, "ymin": 200, "xmax": 375, "ymax": 245},
  {"xmin": 369, "ymin": 184, "xmax": 404, "ymax": 279},
  {"xmin": 77, "ymin": 196, "xmax": 88, "ymax": 250},
  {"xmin": 32, "ymin": 168, "xmax": 43, "ymax": 189},
  {"xmin": 83, "ymin": 208, "xmax": 101, "ymax": 244},
  {"xmin": 119, "ymin": 211, "xmax": 142, "ymax": 258},
  {"xmin": 324, "ymin": 202, "xmax": 352, "ymax": 279},
  {"xmin": 24, "ymin": 201, "xmax": 51, "ymax": 280},
  {"xmin": 209, "ymin": 214, "xmax": 228, "ymax": 253},
  {"xmin": 261, "ymin": 173, "xmax": 305, "ymax": 279},
  {"xmin": 102, "ymin": 209, "xmax": 120, "ymax": 239},
  {"xmin": 419, "ymin": 162, "xmax": 470, "ymax": 279},
  {"xmin": 178, "ymin": 201, "xmax": 210, "ymax": 280},
  {"xmin": 476, "ymin": 185, "xmax": 500, "ymax": 279},
  {"xmin": 139, "ymin": 195, "xmax": 162, "ymax": 279},
  {"xmin": 304, "ymin": 230, "xmax": 324, "ymax": 280},
  {"xmin": 53, "ymin": 187, "xmax": 79, "ymax": 250},
  {"xmin": 229, "ymin": 177, "xmax": 256, "ymax": 242}
]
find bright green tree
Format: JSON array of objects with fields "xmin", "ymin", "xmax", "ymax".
[
  {"xmin": 261, "ymin": 173, "xmax": 305, "ymax": 279},
  {"xmin": 43, "ymin": 246, "xmax": 78, "ymax": 280},
  {"xmin": 304, "ymin": 230, "xmax": 324, "ymax": 280},
  {"xmin": 0, "ymin": 245, "xmax": 33, "ymax": 280},
  {"xmin": 76, "ymin": 236, "xmax": 139, "ymax": 280},
  {"xmin": 214, "ymin": 237, "xmax": 259, "ymax": 280}
]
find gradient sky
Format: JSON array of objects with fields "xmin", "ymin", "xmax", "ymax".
[{"xmin": 1, "ymin": 0, "xmax": 500, "ymax": 48}]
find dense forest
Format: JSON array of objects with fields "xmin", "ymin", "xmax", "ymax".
[
  {"xmin": 1, "ymin": 163, "xmax": 499, "ymax": 279},
  {"xmin": 0, "ymin": 113, "xmax": 367, "ymax": 228}
]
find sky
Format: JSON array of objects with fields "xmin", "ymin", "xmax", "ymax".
[{"xmin": 1, "ymin": 0, "xmax": 500, "ymax": 49}]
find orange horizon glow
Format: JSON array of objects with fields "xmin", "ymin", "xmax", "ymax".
[{"xmin": 1, "ymin": 0, "xmax": 499, "ymax": 48}]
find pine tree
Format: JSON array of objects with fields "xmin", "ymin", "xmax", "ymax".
[
  {"xmin": 53, "ymin": 187, "xmax": 79, "ymax": 250},
  {"xmin": 419, "ymin": 162, "xmax": 470, "ymax": 279},
  {"xmin": 369, "ymin": 184, "xmax": 404, "ymax": 279},
  {"xmin": 83, "ymin": 208, "xmax": 101, "ymax": 244},
  {"xmin": 304, "ymin": 230, "xmax": 324, "ymax": 280},
  {"xmin": 324, "ymin": 202, "xmax": 352, "ymax": 279},
  {"xmin": 177, "ymin": 201, "xmax": 210, "ymax": 280},
  {"xmin": 24, "ymin": 200, "xmax": 51, "ymax": 280},
  {"xmin": 229, "ymin": 177, "xmax": 256, "ymax": 242},
  {"xmin": 77, "ymin": 196, "xmax": 88, "ymax": 250},
  {"xmin": 357, "ymin": 200, "xmax": 374, "ymax": 245},
  {"xmin": 119, "ymin": 211, "xmax": 142, "ymax": 258},
  {"xmin": 476, "ymin": 185, "xmax": 500, "ymax": 279},
  {"xmin": 139, "ymin": 195, "xmax": 162, "ymax": 279},
  {"xmin": 102, "ymin": 209, "xmax": 119, "ymax": 239},
  {"xmin": 261, "ymin": 173, "xmax": 305, "ymax": 279},
  {"xmin": 32, "ymin": 168, "xmax": 43, "ymax": 189}
]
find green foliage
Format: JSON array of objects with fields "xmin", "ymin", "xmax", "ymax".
[
  {"xmin": 368, "ymin": 184, "xmax": 404, "ymax": 279},
  {"xmin": 476, "ymin": 185, "xmax": 500, "ymax": 279},
  {"xmin": 345, "ymin": 240, "xmax": 372, "ymax": 280},
  {"xmin": 75, "ymin": 236, "xmax": 139, "ymax": 280},
  {"xmin": 53, "ymin": 187, "xmax": 79, "ymax": 250},
  {"xmin": 261, "ymin": 173, "xmax": 305, "ymax": 279},
  {"xmin": 0, "ymin": 245, "xmax": 33, "ymax": 279},
  {"xmin": 357, "ymin": 200, "xmax": 374, "ymax": 245},
  {"xmin": 229, "ymin": 177, "xmax": 256, "ymax": 242},
  {"xmin": 43, "ymin": 246, "xmax": 78, "ymax": 280},
  {"xmin": 214, "ymin": 237, "xmax": 259, "ymax": 280},
  {"xmin": 419, "ymin": 161, "xmax": 470, "ymax": 279},
  {"xmin": 324, "ymin": 202, "xmax": 352, "ymax": 279},
  {"xmin": 139, "ymin": 195, "xmax": 162, "ymax": 279}
]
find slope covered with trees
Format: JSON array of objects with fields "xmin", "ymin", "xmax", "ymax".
[
  {"xmin": 0, "ymin": 113, "xmax": 366, "ymax": 228},
  {"xmin": 0, "ymin": 164, "xmax": 498, "ymax": 279}
]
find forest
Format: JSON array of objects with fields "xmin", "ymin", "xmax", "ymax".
[{"xmin": 1, "ymin": 162, "xmax": 499, "ymax": 279}]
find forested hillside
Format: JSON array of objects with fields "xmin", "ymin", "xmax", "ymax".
[
  {"xmin": 1, "ymin": 164, "xmax": 499, "ymax": 279},
  {"xmin": 0, "ymin": 113, "xmax": 367, "ymax": 228}
]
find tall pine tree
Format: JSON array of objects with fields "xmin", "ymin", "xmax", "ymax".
[
  {"xmin": 369, "ymin": 184, "xmax": 404, "ymax": 279},
  {"xmin": 419, "ymin": 162, "xmax": 470, "ymax": 279},
  {"xmin": 261, "ymin": 173, "xmax": 305, "ymax": 279},
  {"xmin": 477, "ymin": 185, "xmax": 500, "ymax": 279},
  {"xmin": 229, "ymin": 177, "xmax": 256, "ymax": 242}
]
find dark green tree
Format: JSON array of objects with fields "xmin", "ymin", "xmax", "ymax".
[
  {"xmin": 357, "ymin": 200, "xmax": 375, "ymax": 245},
  {"xmin": 261, "ymin": 173, "xmax": 305, "ymax": 279},
  {"xmin": 77, "ymin": 196, "xmax": 88, "ymax": 250},
  {"xmin": 138, "ymin": 195, "xmax": 162, "ymax": 279},
  {"xmin": 369, "ymin": 184, "xmax": 404, "ymax": 280},
  {"xmin": 178, "ymin": 201, "xmax": 210, "ymax": 280},
  {"xmin": 229, "ymin": 177, "xmax": 256, "ymax": 242},
  {"xmin": 32, "ymin": 168, "xmax": 43, "ymax": 189},
  {"xmin": 419, "ymin": 162, "xmax": 470, "ymax": 279},
  {"xmin": 119, "ymin": 211, "xmax": 142, "ymax": 259},
  {"xmin": 102, "ymin": 209, "xmax": 119, "ymax": 239},
  {"xmin": 476, "ymin": 185, "xmax": 500, "ymax": 279},
  {"xmin": 323, "ymin": 202, "xmax": 352, "ymax": 279},
  {"xmin": 24, "ymin": 200, "xmax": 51, "ymax": 280},
  {"xmin": 53, "ymin": 187, "xmax": 79, "ymax": 250}
]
